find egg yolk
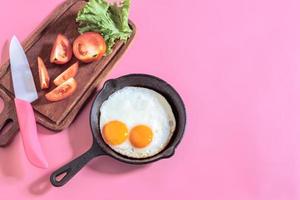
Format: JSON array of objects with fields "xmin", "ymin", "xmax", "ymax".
[
  {"xmin": 129, "ymin": 125, "xmax": 153, "ymax": 148},
  {"xmin": 102, "ymin": 120, "xmax": 128, "ymax": 145}
]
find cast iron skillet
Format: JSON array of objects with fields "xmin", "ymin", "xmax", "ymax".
[{"xmin": 50, "ymin": 74, "xmax": 186, "ymax": 187}]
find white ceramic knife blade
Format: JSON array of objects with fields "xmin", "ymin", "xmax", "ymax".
[{"xmin": 9, "ymin": 36, "xmax": 38, "ymax": 102}]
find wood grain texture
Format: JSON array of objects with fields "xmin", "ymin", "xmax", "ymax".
[
  {"xmin": 0, "ymin": 0, "xmax": 136, "ymax": 146},
  {"xmin": 0, "ymin": 85, "xmax": 19, "ymax": 146}
]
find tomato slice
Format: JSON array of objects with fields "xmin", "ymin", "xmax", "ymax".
[
  {"xmin": 50, "ymin": 34, "xmax": 72, "ymax": 65},
  {"xmin": 73, "ymin": 32, "xmax": 106, "ymax": 63},
  {"xmin": 45, "ymin": 78, "xmax": 77, "ymax": 101},
  {"xmin": 53, "ymin": 62, "xmax": 79, "ymax": 86},
  {"xmin": 37, "ymin": 57, "xmax": 50, "ymax": 89}
]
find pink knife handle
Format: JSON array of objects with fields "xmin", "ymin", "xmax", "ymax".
[{"xmin": 14, "ymin": 98, "xmax": 48, "ymax": 169}]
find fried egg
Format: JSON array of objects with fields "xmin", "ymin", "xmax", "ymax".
[{"xmin": 99, "ymin": 86, "xmax": 176, "ymax": 158}]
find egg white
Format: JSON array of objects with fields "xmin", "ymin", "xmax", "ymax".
[{"xmin": 99, "ymin": 86, "xmax": 176, "ymax": 158}]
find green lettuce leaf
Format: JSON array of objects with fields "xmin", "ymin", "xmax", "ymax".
[{"xmin": 76, "ymin": 0, "xmax": 132, "ymax": 54}]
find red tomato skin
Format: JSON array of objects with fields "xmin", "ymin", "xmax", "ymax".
[
  {"xmin": 73, "ymin": 32, "xmax": 106, "ymax": 63},
  {"xmin": 50, "ymin": 34, "xmax": 72, "ymax": 65}
]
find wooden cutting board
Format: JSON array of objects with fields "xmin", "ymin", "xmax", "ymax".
[{"xmin": 0, "ymin": 0, "xmax": 136, "ymax": 146}]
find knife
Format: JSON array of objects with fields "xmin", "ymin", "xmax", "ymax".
[{"xmin": 9, "ymin": 36, "xmax": 48, "ymax": 169}]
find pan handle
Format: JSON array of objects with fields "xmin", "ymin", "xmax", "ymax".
[
  {"xmin": 50, "ymin": 140, "xmax": 105, "ymax": 187},
  {"xmin": 0, "ymin": 87, "xmax": 19, "ymax": 147}
]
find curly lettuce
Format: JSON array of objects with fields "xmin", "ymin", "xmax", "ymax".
[{"xmin": 76, "ymin": 0, "xmax": 132, "ymax": 54}]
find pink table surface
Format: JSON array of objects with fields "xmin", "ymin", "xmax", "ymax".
[{"xmin": 1, "ymin": 0, "xmax": 300, "ymax": 199}]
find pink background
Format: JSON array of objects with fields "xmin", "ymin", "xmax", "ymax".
[{"xmin": 1, "ymin": 0, "xmax": 300, "ymax": 199}]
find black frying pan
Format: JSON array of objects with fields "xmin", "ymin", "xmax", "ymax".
[{"xmin": 50, "ymin": 74, "xmax": 186, "ymax": 187}]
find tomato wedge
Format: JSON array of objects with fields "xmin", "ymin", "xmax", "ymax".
[
  {"xmin": 50, "ymin": 34, "xmax": 72, "ymax": 65},
  {"xmin": 73, "ymin": 32, "xmax": 106, "ymax": 63},
  {"xmin": 45, "ymin": 78, "xmax": 77, "ymax": 102},
  {"xmin": 53, "ymin": 62, "xmax": 79, "ymax": 86},
  {"xmin": 37, "ymin": 57, "xmax": 50, "ymax": 89}
]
